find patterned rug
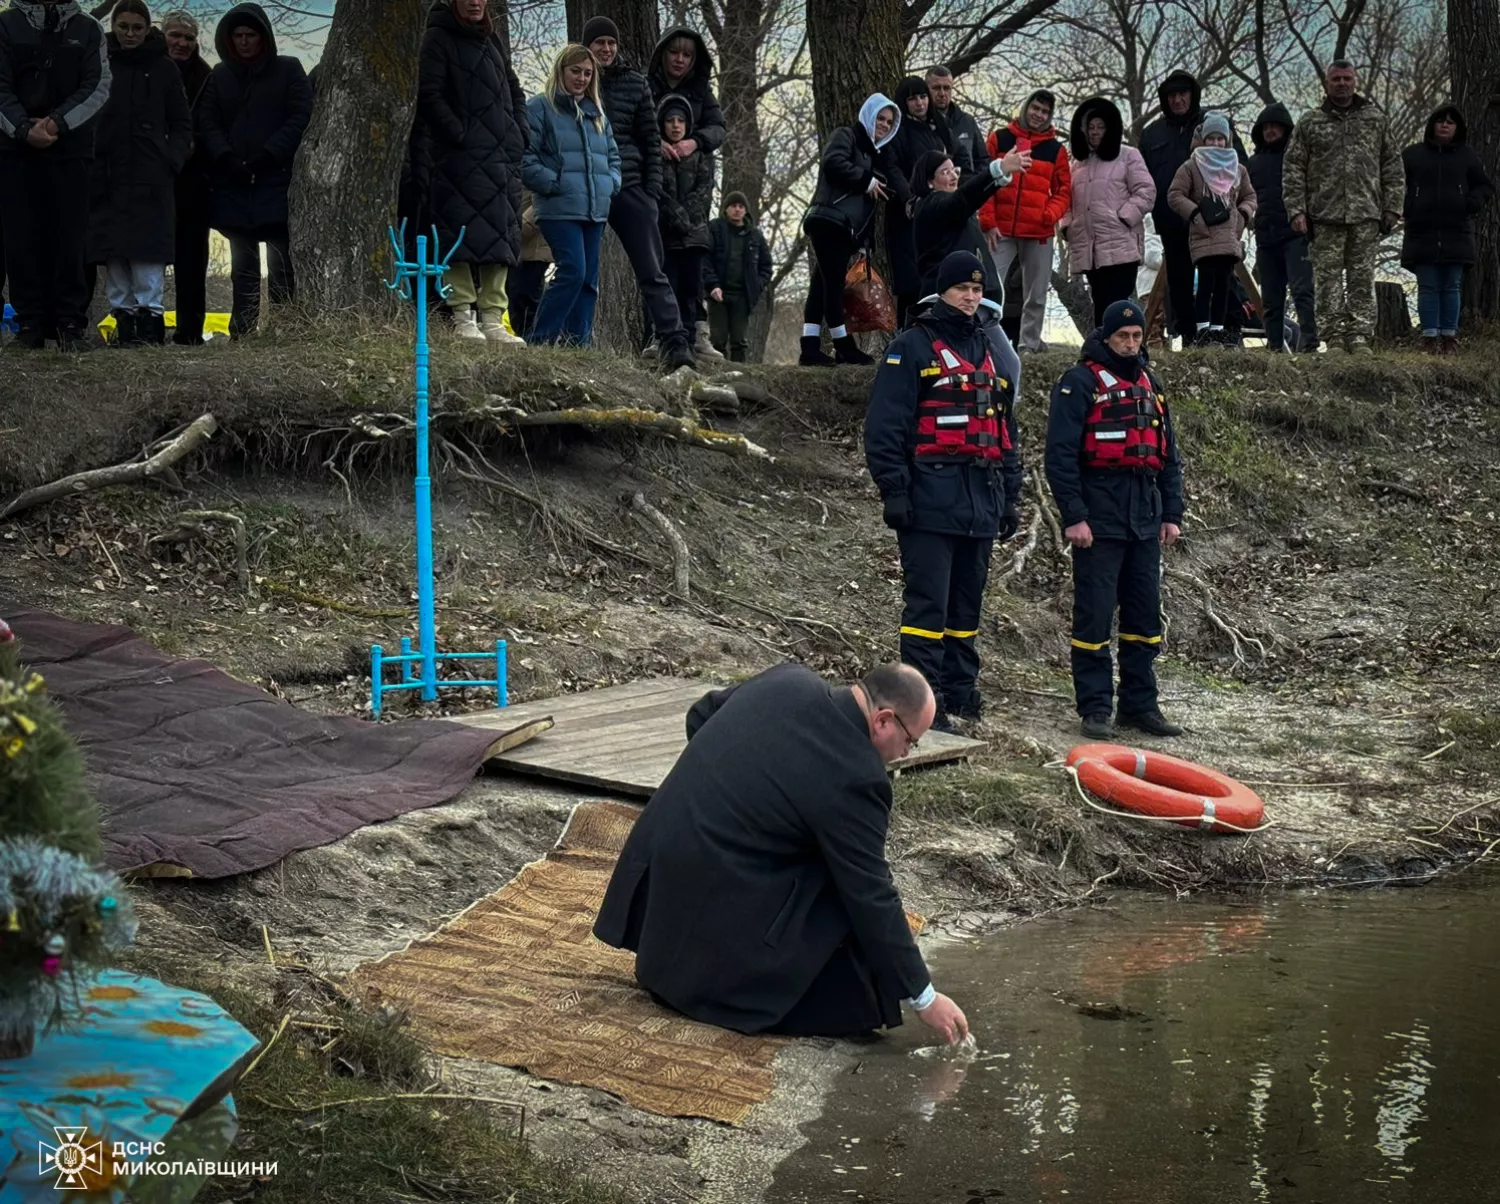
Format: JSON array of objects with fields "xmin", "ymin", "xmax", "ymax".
[{"xmin": 349, "ymin": 800, "xmax": 789, "ymax": 1125}]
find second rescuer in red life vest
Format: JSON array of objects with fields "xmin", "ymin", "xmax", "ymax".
[
  {"xmin": 1044, "ymin": 298, "xmax": 1186, "ymax": 740},
  {"xmin": 865, "ymin": 249, "xmax": 1024, "ymax": 732}
]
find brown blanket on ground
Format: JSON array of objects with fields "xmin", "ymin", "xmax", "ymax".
[{"xmin": 1, "ymin": 607, "xmax": 504, "ymax": 878}]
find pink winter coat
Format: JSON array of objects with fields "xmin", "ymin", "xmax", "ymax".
[{"xmin": 1062, "ymin": 145, "xmax": 1156, "ymax": 272}]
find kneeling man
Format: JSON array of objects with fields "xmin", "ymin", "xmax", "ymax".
[{"xmin": 593, "ymin": 663, "xmax": 970, "ymax": 1043}]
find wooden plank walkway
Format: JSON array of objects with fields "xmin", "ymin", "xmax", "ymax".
[{"xmin": 454, "ymin": 677, "xmax": 985, "ymax": 798}]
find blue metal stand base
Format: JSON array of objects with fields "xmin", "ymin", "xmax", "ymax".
[{"xmin": 368, "ymin": 221, "xmax": 508, "ymax": 719}]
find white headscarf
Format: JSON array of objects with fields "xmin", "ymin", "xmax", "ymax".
[{"xmin": 858, "ymin": 93, "xmax": 901, "ymax": 150}]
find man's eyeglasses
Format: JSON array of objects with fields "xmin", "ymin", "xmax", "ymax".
[{"xmin": 871, "ymin": 697, "xmax": 918, "ymax": 752}]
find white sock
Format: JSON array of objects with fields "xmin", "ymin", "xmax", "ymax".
[
  {"xmin": 830, "ymin": 325, "xmax": 848, "ymax": 339},
  {"xmin": 803, "ymin": 323, "xmax": 821, "ymax": 338},
  {"xmin": 1209, "ymin": 324, "xmax": 1224, "ymax": 332},
  {"xmin": 1196, "ymin": 321, "xmax": 1211, "ymax": 331}
]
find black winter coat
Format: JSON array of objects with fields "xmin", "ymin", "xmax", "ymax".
[
  {"xmin": 87, "ymin": 31, "xmax": 192, "ymax": 265},
  {"xmin": 657, "ymin": 95, "xmax": 712, "ymax": 249},
  {"xmin": 705, "ymin": 218, "xmax": 772, "ymax": 309},
  {"xmin": 886, "ymin": 85, "xmax": 951, "ymax": 296},
  {"xmin": 806, "ymin": 122, "xmax": 894, "ymax": 247},
  {"xmin": 1139, "ymin": 71, "xmax": 1247, "ymax": 233},
  {"xmin": 1248, "ymin": 102, "xmax": 1296, "ymax": 247},
  {"xmin": 646, "ymin": 26, "xmax": 725, "ymax": 156},
  {"xmin": 593, "ymin": 664, "xmax": 930, "ymax": 1034},
  {"xmin": 173, "ymin": 50, "xmax": 214, "ymax": 219},
  {"xmin": 1401, "ymin": 106, "xmax": 1493, "ymax": 269},
  {"xmin": 1045, "ymin": 336, "xmax": 1184, "ymax": 542},
  {"xmin": 0, "ymin": 0, "xmax": 110, "ymax": 160},
  {"xmin": 197, "ymin": 3, "xmax": 312, "ymax": 231},
  {"xmin": 412, "ymin": 1, "xmax": 529, "ymax": 266},
  {"xmin": 912, "ymin": 170, "xmax": 1004, "ymax": 296},
  {"xmin": 865, "ymin": 300, "xmax": 1022, "ymax": 538},
  {"xmin": 943, "ymin": 100, "xmax": 990, "ymax": 178},
  {"xmin": 597, "ymin": 54, "xmax": 660, "ymax": 197}
]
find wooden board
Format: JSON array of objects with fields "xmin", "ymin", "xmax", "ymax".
[{"xmin": 453, "ymin": 677, "xmax": 985, "ymax": 798}]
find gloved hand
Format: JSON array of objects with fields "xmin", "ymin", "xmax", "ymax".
[
  {"xmin": 221, "ymin": 155, "xmax": 254, "ymax": 186},
  {"xmin": 882, "ymin": 495, "xmax": 911, "ymax": 531},
  {"xmin": 998, "ymin": 509, "xmax": 1020, "ymax": 541}
]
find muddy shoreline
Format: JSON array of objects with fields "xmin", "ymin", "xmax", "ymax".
[{"xmin": 5, "ymin": 346, "xmax": 1498, "ymax": 1201}]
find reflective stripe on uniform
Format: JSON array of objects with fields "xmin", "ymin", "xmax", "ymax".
[
  {"xmin": 901, "ymin": 626, "xmax": 945, "ymax": 640},
  {"xmin": 1119, "ymin": 633, "xmax": 1163, "ymax": 644},
  {"xmin": 944, "ymin": 628, "xmax": 978, "ymax": 639},
  {"xmin": 1070, "ymin": 637, "xmax": 1109, "ymax": 650}
]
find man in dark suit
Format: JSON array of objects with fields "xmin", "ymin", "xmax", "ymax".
[{"xmin": 594, "ymin": 663, "xmax": 970, "ymax": 1043}]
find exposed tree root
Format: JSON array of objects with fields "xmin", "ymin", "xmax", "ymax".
[
  {"xmin": 1, "ymin": 413, "xmax": 218, "ymax": 519},
  {"xmin": 628, "ymin": 492, "xmax": 692, "ymax": 601},
  {"xmin": 492, "ymin": 406, "xmax": 774, "ymax": 461},
  {"xmin": 149, "ymin": 509, "xmax": 251, "ymax": 592},
  {"xmin": 1165, "ymin": 565, "xmax": 1269, "ymax": 668}
]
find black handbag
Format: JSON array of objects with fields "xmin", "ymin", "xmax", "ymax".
[{"xmin": 1197, "ymin": 193, "xmax": 1231, "ymax": 227}]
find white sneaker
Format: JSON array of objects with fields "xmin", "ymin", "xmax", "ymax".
[
  {"xmin": 454, "ymin": 309, "xmax": 486, "ymax": 341},
  {"xmin": 481, "ymin": 312, "xmax": 525, "ymax": 345}
]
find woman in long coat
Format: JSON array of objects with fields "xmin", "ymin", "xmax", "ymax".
[
  {"xmin": 414, "ymin": 0, "xmax": 530, "ymax": 343},
  {"xmin": 1061, "ymin": 97, "xmax": 1156, "ymax": 327},
  {"xmin": 87, "ymin": 0, "xmax": 193, "ymax": 347}
]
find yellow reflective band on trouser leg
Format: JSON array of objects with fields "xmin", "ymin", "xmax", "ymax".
[
  {"xmin": 943, "ymin": 629, "xmax": 978, "ymax": 639},
  {"xmin": 1070, "ymin": 637, "xmax": 1110, "ymax": 651},
  {"xmin": 900, "ymin": 626, "xmax": 946, "ymax": 640},
  {"xmin": 1118, "ymin": 633, "xmax": 1163, "ymax": 644}
]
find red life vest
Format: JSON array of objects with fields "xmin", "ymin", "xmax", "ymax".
[
  {"xmin": 1081, "ymin": 362, "xmax": 1166, "ymax": 472},
  {"xmin": 913, "ymin": 338, "xmax": 1012, "ymax": 462}
]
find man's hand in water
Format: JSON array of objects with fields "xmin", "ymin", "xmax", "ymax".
[{"xmin": 917, "ymin": 993, "xmax": 969, "ymax": 1043}]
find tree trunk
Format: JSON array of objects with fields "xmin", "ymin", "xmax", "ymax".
[
  {"xmin": 1052, "ymin": 270, "xmax": 1095, "ymax": 338},
  {"xmin": 288, "ymin": 0, "xmax": 427, "ymax": 315},
  {"xmin": 1450, "ymin": 0, "xmax": 1500, "ymax": 320},
  {"xmin": 715, "ymin": 0, "xmax": 772, "ymax": 357},
  {"xmin": 1376, "ymin": 280, "xmax": 1413, "ymax": 342},
  {"xmin": 807, "ymin": 0, "xmax": 903, "ymax": 142},
  {"xmin": 564, "ymin": 0, "xmax": 660, "ymax": 356}
]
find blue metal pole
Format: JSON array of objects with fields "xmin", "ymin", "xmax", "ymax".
[
  {"xmin": 414, "ymin": 235, "xmax": 438, "ymax": 702},
  {"xmin": 370, "ymin": 644, "xmax": 384, "ymax": 719}
]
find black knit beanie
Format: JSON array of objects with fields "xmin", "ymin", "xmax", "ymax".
[
  {"xmin": 581, "ymin": 16, "xmax": 620, "ymax": 46},
  {"xmin": 936, "ymin": 251, "xmax": 985, "ymax": 294},
  {"xmin": 1099, "ymin": 298, "xmax": 1145, "ymax": 338}
]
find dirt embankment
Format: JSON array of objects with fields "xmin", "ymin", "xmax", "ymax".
[{"xmin": 2, "ymin": 338, "xmax": 1498, "ymax": 1201}]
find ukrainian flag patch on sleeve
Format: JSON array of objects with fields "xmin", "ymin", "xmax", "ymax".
[{"xmin": 885, "ymin": 352, "xmax": 902, "ymax": 365}]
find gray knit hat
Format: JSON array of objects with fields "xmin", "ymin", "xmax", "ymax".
[{"xmin": 1200, "ymin": 112, "xmax": 1232, "ymax": 141}]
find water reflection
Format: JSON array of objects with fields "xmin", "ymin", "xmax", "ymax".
[{"xmin": 770, "ymin": 878, "xmax": 1500, "ymax": 1204}]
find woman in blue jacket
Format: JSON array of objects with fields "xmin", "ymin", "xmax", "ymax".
[{"xmin": 523, "ymin": 45, "xmax": 621, "ymax": 347}]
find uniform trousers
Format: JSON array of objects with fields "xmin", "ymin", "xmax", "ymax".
[
  {"xmin": 897, "ymin": 530, "xmax": 993, "ymax": 712},
  {"xmin": 1070, "ymin": 536, "xmax": 1162, "ymax": 718}
]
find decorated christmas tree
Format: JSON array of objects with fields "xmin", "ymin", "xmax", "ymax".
[{"xmin": 0, "ymin": 616, "xmax": 136, "ymax": 1057}]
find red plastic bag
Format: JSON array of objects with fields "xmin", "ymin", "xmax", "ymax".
[{"xmin": 843, "ymin": 252, "xmax": 896, "ymax": 335}]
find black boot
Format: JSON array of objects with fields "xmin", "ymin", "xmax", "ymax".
[
  {"xmin": 111, "ymin": 309, "xmax": 137, "ymax": 348},
  {"xmin": 1116, "ymin": 709, "xmax": 1183, "ymax": 737},
  {"xmin": 10, "ymin": 324, "xmax": 46, "ymax": 351},
  {"xmin": 799, "ymin": 334, "xmax": 835, "ymax": 366},
  {"xmin": 950, "ymin": 689, "xmax": 983, "ymax": 724},
  {"xmin": 56, "ymin": 325, "xmax": 91, "ymax": 354},
  {"xmin": 138, "ymin": 309, "xmax": 166, "ymax": 346},
  {"xmin": 1080, "ymin": 714, "xmax": 1113, "ymax": 740},
  {"xmin": 833, "ymin": 334, "xmax": 874, "ymax": 365},
  {"xmin": 662, "ymin": 335, "xmax": 696, "ymax": 371}
]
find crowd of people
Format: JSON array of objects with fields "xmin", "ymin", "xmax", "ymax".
[
  {"xmin": 804, "ymin": 61, "xmax": 1494, "ymax": 361},
  {"xmin": 0, "ymin": 0, "xmax": 1491, "ymax": 360}
]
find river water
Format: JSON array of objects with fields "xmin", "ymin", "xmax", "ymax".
[{"xmin": 769, "ymin": 876, "xmax": 1500, "ymax": 1204}]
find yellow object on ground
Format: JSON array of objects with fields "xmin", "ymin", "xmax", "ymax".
[{"xmin": 98, "ymin": 312, "xmax": 231, "ymax": 341}]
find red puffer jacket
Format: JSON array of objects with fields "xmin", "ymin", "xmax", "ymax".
[{"xmin": 979, "ymin": 121, "xmax": 1072, "ymax": 241}]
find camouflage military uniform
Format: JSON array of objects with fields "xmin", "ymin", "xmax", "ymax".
[{"xmin": 1282, "ymin": 95, "xmax": 1404, "ymax": 347}]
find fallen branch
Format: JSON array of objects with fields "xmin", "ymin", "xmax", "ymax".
[
  {"xmin": 149, "ymin": 509, "xmax": 250, "ymax": 592},
  {"xmin": 1, "ymin": 413, "xmax": 217, "ymax": 519},
  {"xmin": 257, "ymin": 579, "xmax": 407, "ymax": 618},
  {"xmin": 628, "ymin": 491, "xmax": 692, "ymax": 601},
  {"xmin": 1031, "ymin": 467, "xmax": 1067, "ymax": 557},
  {"xmin": 1360, "ymin": 478, "xmax": 1426, "ymax": 502},
  {"xmin": 494, "ymin": 406, "xmax": 774, "ymax": 461},
  {"xmin": 1165, "ymin": 566, "xmax": 1268, "ymax": 668}
]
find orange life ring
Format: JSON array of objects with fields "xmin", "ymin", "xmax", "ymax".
[{"xmin": 1065, "ymin": 743, "xmax": 1266, "ymax": 833}]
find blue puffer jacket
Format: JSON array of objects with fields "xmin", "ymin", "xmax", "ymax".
[{"xmin": 523, "ymin": 91, "xmax": 621, "ymax": 223}]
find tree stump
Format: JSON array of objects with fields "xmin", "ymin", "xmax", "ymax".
[{"xmin": 1376, "ymin": 281, "xmax": 1412, "ymax": 343}]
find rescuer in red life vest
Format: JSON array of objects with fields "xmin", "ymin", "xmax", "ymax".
[
  {"xmin": 865, "ymin": 249, "xmax": 1024, "ymax": 732},
  {"xmin": 1045, "ymin": 299, "xmax": 1185, "ymax": 740}
]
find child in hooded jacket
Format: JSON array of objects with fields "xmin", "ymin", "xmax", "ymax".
[
  {"xmin": 655, "ymin": 94, "xmax": 714, "ymax": 340},
  {"xmin": 1167, "ymin": 112, "xmax": 1256, "ymax": 347}
]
